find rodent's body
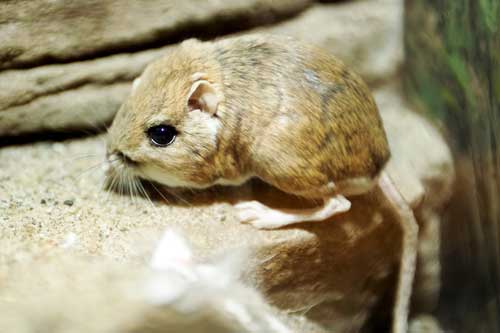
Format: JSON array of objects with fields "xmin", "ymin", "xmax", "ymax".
[
  {"xmin": 108, "ymin": 35, "xmax": 390, "ymax": 199},
  {"xmin": 107, "ymin": 35, "xmax": 416, "ymax": 333}
]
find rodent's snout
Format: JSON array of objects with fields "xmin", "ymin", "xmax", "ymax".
[{"xmin": 107, "ymin": 150, "xmax": 137, "ymax": 167}]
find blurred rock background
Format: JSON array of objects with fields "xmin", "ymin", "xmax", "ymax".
[
  {"xmin": 0, "ymin": 0, "xmax": 402, "ymax": 136},
  {"xmin": 405, "ymin": 1, "xmax": 500, "ymax": 332},
  {"xmin": 0, "ymin": 0, "xmax": 463, "ymax": 332}
]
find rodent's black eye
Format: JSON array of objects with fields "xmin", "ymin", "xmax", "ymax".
[{"xmin": 147, "ymin": 125, "xmax": 177, "ymax": 147}]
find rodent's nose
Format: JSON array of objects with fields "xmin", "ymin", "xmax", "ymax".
[
  {"xmin": 117, "ymin": 151, "xmax": 137, "ymax": 166},
  {"xmin": 108, "ymin": 150, "xmax": 137, "ymax": 166}
]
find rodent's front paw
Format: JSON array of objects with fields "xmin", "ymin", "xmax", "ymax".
[{"xmin": 234, "ymin": 200, "xmax": 299, "ymax": 229}]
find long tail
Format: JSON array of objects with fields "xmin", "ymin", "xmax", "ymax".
[{"xmin": 378, "ymin": 171, "xmax": 419, "ymax": 333}]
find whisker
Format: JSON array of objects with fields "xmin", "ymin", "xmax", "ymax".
[
  {"xmin": 106, "ymin": 173, "xmax": 120, "ymax": 201},
  {"xmin": 132, "ymin": 175, "xmax": 140, "ymax": 206},
  {"xmin": 78, "ymin": 157, "xmax": 120, "ymax": 181},
  {"xmin": 74, "ymin": 112, "xmax": 110, "ymax": 134},
  {"xmin": 101, "ymin": 175, "xmax": 112, "ymax": 203},
  {"xmin": 71, "ymin": 160, "xmax": 111, "ymax": 181},
  {"xmin": 137, "ymin": 179, "xmax": 156, "ymax": 209},
  {"xmin": 69, "ymin": 153, "xmax": 102, "ymax": 161},
  {"xmin": 151, "ymin": 183, "xmax": 192, "ymax": 206},
  {"xmin": 135, "ymin": 179, "xmax": 147, "ymax": 202},
  {"xmin": 125, "ymin": 172, "xmax": 134, "ymax": 204},
  {"xmin": 121, "ymin": 174, "xmax": 127, "ymax": 199},
  {"xmin": 129, "ymin": 174, "xmax": 136, "ymax": 204},
  {"xmin": 118, "ymin": 172, "xmax": 124, "ymax": 199},
  {"xmin": 163, "ymin": 186, "xmax": 191, "ymax": 206},
  {"xmin": 149, "ymin": 182, "xmax": 172, "ymax": 205},
  {"xmin": 131, "ymin": 176, "xmax": 141, "ymax": 206}
]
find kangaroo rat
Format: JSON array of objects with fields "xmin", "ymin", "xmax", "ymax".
[{"xmin": 106, "ymin": 34, "xmax": 417, "ymax": 333}]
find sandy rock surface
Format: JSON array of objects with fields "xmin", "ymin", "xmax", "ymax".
[
  {"xmin": 0, "ymin": 82, "xmax": 453, "ymax": 332},
  {"xmin": 0, "ymin": 0, "xmax": 403, "ymax": 136},
  {"xmin": 0, "ymin": 127, "xmax": 400, "ymax": 333}
]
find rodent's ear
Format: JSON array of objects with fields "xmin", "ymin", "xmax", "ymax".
[{"xmin": 187, "ymin": 79, "xmax": 220, "ymax": 116}]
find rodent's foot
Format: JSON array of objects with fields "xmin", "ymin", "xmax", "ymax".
[
  {"xmin": 235, "ymin": 200, "xmax": 298, "ymax": 229},
  {"xmin": 235, "ymin": 195, "xmax": 351, "ymax": 229}
]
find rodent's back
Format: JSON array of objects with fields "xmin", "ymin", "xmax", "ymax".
[{"xmin": 208, "ymin": 35, "xmax": 389, "ymax": 197}]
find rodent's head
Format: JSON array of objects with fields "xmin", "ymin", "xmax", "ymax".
[{"xmin": 106, "ymin": 41, "xmax": 225, "ymax": 189}]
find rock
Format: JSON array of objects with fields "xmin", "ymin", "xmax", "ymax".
[
  {"xmin": 252, "ymin": 0, "xmax": 404, "ymax": 84},
  {"xmin": 0, "ymin": 0, "xmax": 311, "ymax": 70},
  {"xmin": 0, "ymin": 134, "xmax": 404, "ymax": 332},
  {"xmin": 63, "ymin": 199, "xmax": 74, "ymax": 206},
  {"xmin": 0, "ymin": 47, "xmax": 168, "ymax": 135},
  {"xmin": 0, "ymin": 238, "xmax": 314, "ymax": 333},
  {"xmin": 0, "ymin": 81, "xmax": 452, "ymax": 332},
  {"xmin": 376, "ymin": 83, "xmax": 454, "ymax": 211},
  {"xmin": 0, "ymin": 82, "xmax": 130, "ymax": 135},
  {"xmin": 0, "ymin": 0, "xmax": 403, "ymax": 136},
  {"xmin": 0, "ymin": 49, "xmax": 165, "ymax": 112},
  {"xmin": 408, "ymin": 314, "xmax": 444, "ymax": 333}
]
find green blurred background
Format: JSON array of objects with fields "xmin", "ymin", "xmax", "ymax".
[{"xmin": 405, "ymin": 1, "xmax": 500, "ymax": 331}]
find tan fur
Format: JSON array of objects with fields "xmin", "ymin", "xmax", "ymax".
[{"xmin": 107, "ymin": 34, "xmax": 390, "ymax": 197}]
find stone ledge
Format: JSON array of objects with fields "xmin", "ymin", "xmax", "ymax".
[
  {"xmin": 0, "ymin": 0, "xmax": 403, "ymax": 136},
  {"xmin": 0, "ymin": 81, "xmax": 452, "ymax": 332},
  {"xmin": 0, "ymin": 0, "xmax": 312, "ymax": 70}
]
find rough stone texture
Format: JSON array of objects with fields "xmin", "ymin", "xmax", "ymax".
[
  {"xmin": 0, "ymin": 83, "xmax": 129, "ymax": 135},
  {"xmin": 0, "ymin": 248, "xmax": 310, "ymax": 333},
  {"xmin": 408, "ymin": 315, "xmax": 444, "ymax": 333},
  {"xmin": 0, "ymin": 138, "xmax": 402, "ymax": 333},
  {"xmin": 0, "ymin": 0, "xmax": 311, "ymax": 70},
  {"xmin": 250, "ymin": 0, "xmax": 403, "ymax": 84},
  {"xmin": 376, "ymin": 82, "xmax": 454, "ymax": 212},
  {"xmin": 0, "ymin": 50, "xmax": 165, "ymax": 112},
  {"xmin": 0, "ymin": 0, "xmax": 403, "ymax": 136},
  {"xmin": 0, "ymin": 83, "xmax": 453, "ymax": 332},
  {"xmin": 0, "ymin": 49, "xmax": 166, "ymax": 135}
]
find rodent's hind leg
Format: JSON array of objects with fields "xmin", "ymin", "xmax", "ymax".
[{"xmin": 234, "ymin": 195, "xmax": 351, "ymax": 229}]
